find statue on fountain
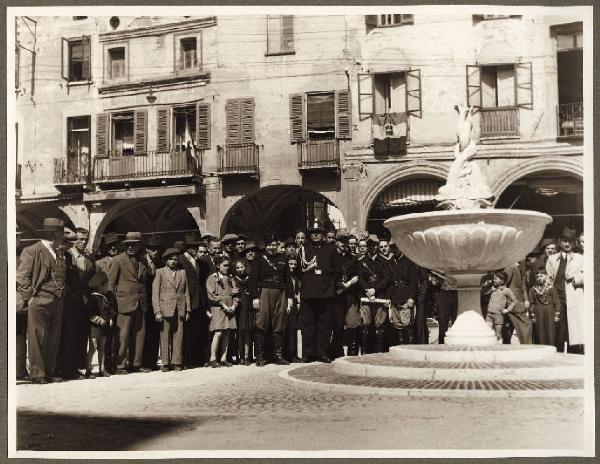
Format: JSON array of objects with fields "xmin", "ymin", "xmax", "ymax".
[{"xmin": 437, "ymin": 105, "xmax": 495, "ymax": 210}]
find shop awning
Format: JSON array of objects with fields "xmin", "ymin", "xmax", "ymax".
[{"xmin": 375, "ymin": 179, "xmax": 443, "ymax": 209}]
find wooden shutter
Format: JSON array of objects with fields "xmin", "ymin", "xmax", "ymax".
[
  {"xmin": 515, "ymin": 62, "xmax": 533, "ymax": 109},
  {"xmin": 365, "ymin": 15, "xmax": 378, "ymax": 28},
  {"xmin": 282, "ymin": 15, "xmax": 294, "ymax": 52},
  {"xmin": 240, "ymin": 98, "xmax": 255, "ymax": 144},
  {"xmin": 406, "ymin": 69, "xmax": 422, "ymax": 118},
  {"xmin": 196, "ymin": 102, "xmax": 211, "ymax": 150},
  {"xmin": 134, "ymin": 109, "xmax": 147, "ymax": 154},
  {"xmin": 61, "ymin": 37, "xmax": 70, "ymax": 80},
  {"xmin": 82, "ymin": 35, "xmax": 91, "ymax": 80},
  {"xmin": 466, "ymin": 65, "xmax": 482, "ymax": 108},
  {"xmin": 289, "ymin": 93, "xmax": 305, "ymax": 143},
  {"xmin": 357, "ymin": 73, "xmax": 373, "ymax": 120},
  {"xmin": 96, "ymin": 113, "xmax": 108, "ymax": 156},
  {"xmin": 156, "ymin": 108, "xmax": 170, "ymax": 152},
  {"xmin": 335, "ymin": 89, "xmax": 352, "ymax": 139},
  {"xmin": 226, "ymin": 99, "xmax": 241, "ymax": 145}
]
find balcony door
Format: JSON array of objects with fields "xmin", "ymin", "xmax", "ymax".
[{"xmin": 67, "ymin": 116, "xmax": 90, "ymax": 182}]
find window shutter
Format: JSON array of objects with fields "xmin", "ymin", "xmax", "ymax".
[
  {"xmin": 406, "ymin": 69, "xmax": 422, "ymax": 118},
  {"xmin": 289, "ymin": 93, "xmax": 305, "ymax": 143},
  {"xmin": 156, "ymin": 108, "xmax": 170, "ymax": 152},
  {"xmin": 226, "ymin": 99, "xmax": 241, "ymax": 145},
  {"xmin": 96, "ymin": 113, "xmax": 108, "ymax": 156},
  {"xmin": 82, "ymin": 35, "xmax": 91, "ymax": 80},
  {"xmin": 357, "ymin": 73, "xmax": 374, "ymax": 120},
  {"xmin": 134, "ymin": 109, "xmax": 147, "ymax": 154},
  {"xmin": 281, "ymin": 16, "xmax": 294, "ymax": 52},
  {"xmin": 335, "ymin": 89, "xmax": 352, "ymax": 139},
  {"xmin": 196, "ymin": 102, "xmax": 211, "ymax": 150},
  {"xmin": 61, "ymin": 37, "xmax": 69, "ymax": 80},
  {"xmin": 365, "ymin": 15, "xmax": 378, "ymax": 28},
  {"xmin": 515, "ymin": 62, "xmax": 533, "ymax": 109},
  {"xmin": 466, "ymin": 65, "xmax": 482, "ymax": 108},
  {"xmin": 240, "ymin": 98, "xmax": 255, "ymax": 144}
]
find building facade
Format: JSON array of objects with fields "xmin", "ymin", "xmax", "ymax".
[{"xmin": 14, "ymin": 13, "xmax": 584, "ymax": 248}]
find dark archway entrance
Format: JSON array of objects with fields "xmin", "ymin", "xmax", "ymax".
[
  {"xmin": 17, "ymin": 205, "xmax": 76, "ymax": 244},
  {"xmin": 495, "ymin": 170, "xmax": 583, "ymax": 238},
  {"xmin": 222, "ymin": 186, "xmax": 345, "ymax": 241}
]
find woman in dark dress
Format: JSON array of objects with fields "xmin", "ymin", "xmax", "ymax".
[{"xmin": 234, "ymin": 259, "xmax": 254, "ymax": 365}]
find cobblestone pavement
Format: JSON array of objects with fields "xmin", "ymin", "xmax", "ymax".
[{"xmin": 15, "ymin": 363, "xmax": 585, "ymax": 452}]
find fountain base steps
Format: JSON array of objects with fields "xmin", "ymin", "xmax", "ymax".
[{"xmin": 281, "ymin": 345, "xmax": 584, "ymax": 398}]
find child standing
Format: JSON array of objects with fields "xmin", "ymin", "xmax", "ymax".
[
  {"xmin": 85, "ymin": 271, "xmax": 117, "ymax": 378},
  {"xmin": 233, "ymin": 259, "xmax": 254, "ymax": 365},
  {"xmin": 528, "ymin": 268, "xmax": 561, "ymax": 346},
  {"xmin": 285, "ymin": 256, "xmax": 302, "ymax": 363},
  {"xmin": 152, "ymin": 248, "xmax": 191, "ymax": 372},
  {"xmin": 206, "ymin": 257, "xmax": 239, "ymax": 368},
  {"xmin": 485, "ymin": 271, "xmax": 518, "ymax": 342}
]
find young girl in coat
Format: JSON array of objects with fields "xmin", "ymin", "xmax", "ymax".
[
  {"xmin": 528, "ymin": 268, "xmax": 561, "ymax": 346},
  {"xmin": 233, "ymin": 259, "xmax": 254, "ymax": 365}
]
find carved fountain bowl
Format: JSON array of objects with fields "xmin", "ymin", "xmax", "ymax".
[{"xmin": 384, "ymin": 209, "xmax": 552, "ymax": 273}]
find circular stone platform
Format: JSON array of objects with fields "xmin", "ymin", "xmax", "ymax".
[{"xmin": 281, "ymin": 345, "xmax": 584, "ymax": 398}]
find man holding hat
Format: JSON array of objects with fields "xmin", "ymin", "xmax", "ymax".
[
  {"xmin": 107, "ymin": 232, "xmax": 150, "ymax": 374},
  {"xmin": 141, "ymin": 235, "xmax": 163, "ymax": 370},
  {"xmin": 17, "ymin": 218, "xmax": 67, "ymax": 383},
  {"xmin": 299, "ymin": 221, "xmax": 342, "ymax": 363}
]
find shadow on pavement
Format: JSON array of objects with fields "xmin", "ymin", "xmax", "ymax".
[{"xmin": 17, "ymin": 409, "xmax": 200, "ymax": 451}]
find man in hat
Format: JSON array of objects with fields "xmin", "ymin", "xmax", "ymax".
[
  {"xmin": 16, "ymin": 226, "xmax": 28, "ymax": 380},
  {"xmin": 58, "ymin": 228, "xmax": 95, "ymax": 379},
  {"xmin": 221, "ymin": 233, "xmax": 239, "ymax": 260},
  {"xmin": 141, "ymin": 235, "xmax": 163, "ymax": 370},
  {"xmin": 546, "ymin": 232, "xmax": 584, "ymax": 353},
  {"xmin": 249, "ymin": 234, "xmax": 294, "ymax": 366},
  {"xmin": 299, "ymin": 221, "xmax": 342, "ymax": 363},
  {"xmin": 107, "ymin": 232, "xmax": 150, "ymax": 374},
  {"xmin": 179, "ymin": 232, "xmax": 210, "ymax": 368},
  {"xmin": 357, "ymin": 234, "xmax": 390, "ymax": 354},
  {"xmin": 241, "ymin": 241, "xmax": 259, "ymax": 272},
  {"xmin": 201, "ymin": 238, "xmax": 222, "ymax": 275},
  {"xmin": 534, "ymin": 238, "xmax": 557, "ymax": 271},
  {"xmin": 16, "ymin": 218, "xmax": 67, "ymax": 383},
  {"xmin": 96, "ymin": 233, "xmax": 120, "ymax": 275}
]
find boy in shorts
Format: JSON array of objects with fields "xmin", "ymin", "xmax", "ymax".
[{"xmin": 485, "ymin": 271, "xmax": 517, "ymax": 342}]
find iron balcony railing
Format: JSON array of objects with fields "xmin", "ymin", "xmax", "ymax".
[
  {"xmin": 219, "ymin": 143, "xmax": 259, "ymax": 175},
  {"xmin": 54, "ymin": 151, "xmax": 91, "ymax": 185},
  {"xmin": 557, "ymin": 102, "xmax": 583, "ymax": 137},
  {"xmin": 93, "ymin": 150, "xmax": 201, "ymax": 182},
  {"xmin": 297, "ymin": 138, "xmax": 340, "ymax": 170},
  {"xmin": 479, "ymin": 107, "xmax": 520, "ymax": 138}
]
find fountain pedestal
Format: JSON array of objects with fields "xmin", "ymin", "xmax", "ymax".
[{"xmin": 444, "ymin": 273, "xmax": 497, "ymax": 345}]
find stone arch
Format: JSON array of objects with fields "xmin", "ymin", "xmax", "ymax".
[
  {"xmin": 490, "ymin": 156, "xmax": 583, "ymax": 204},
  {"xmin": 361, "ymin": 161, "xmax": 450, "ymax": 230}
]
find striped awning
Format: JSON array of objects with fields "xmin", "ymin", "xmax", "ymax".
[{"xmin": 374, "ymin": 179, "xmax": 443, "ymax": 209}]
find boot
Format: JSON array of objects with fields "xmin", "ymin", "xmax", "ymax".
[
  {"xmin": 347, "ymin": 328, "xmax": 359, "ymax": 356},
  {"xmin": 360, "ymin": 326, "xmax": 370, "ymax": 355},
  {"xmin": 273, "ymin": 332, "xmax": 290, "ymax": 365},
  {"xmin": 254, "ymin": 330, "xmax": 268, "ymax": 367},
  {"xmin": 375, "ymin": 328, "xmax": 386, "ymax": 353}
]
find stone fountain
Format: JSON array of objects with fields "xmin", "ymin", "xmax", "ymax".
[{"xmin": 282, "ymin": 105, "xmax": 583, "ymax": 398}]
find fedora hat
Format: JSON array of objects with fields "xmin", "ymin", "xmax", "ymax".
[
  {"xmin": 38, "ymin": 217, "xmax": 64, "ymax": 233},
  {"xmin": 183, "ymin": 233, "xmax": 202, "ymax": 246},
  {"xmin": 367, "ymin": 234, "xmax": 380, "ymax": 244},
  {"xmin": 236, "ymin": 233, "xmax": 248, "ymax": 242},
  {"xmin": 146, "ymin": 235, "xmax": 162, "ymax": 248},
  {"xmin": 162, "ymin": 247, "xmax": 180, "ymax": 259},
  {"xmin": 221, "ymin": 233, "xmax": 239, "ymax": 244},
  {"xmin": 103, "ymin": 232, "xmax": 120, "ymax": 247},
  {"xmin": 122, "ymin": 231, "xmax": 142, "ymax": 243},
  {"xmin": 202, "ymin": 232, "xmax": 218, "ymax": 241},
  {"xmin": 174, "ymin": 240, "xmax": 185, "ymax": 251},
  {"xmin": 243, "ymin": 241, "xmax": 259, "ymax": 252}
]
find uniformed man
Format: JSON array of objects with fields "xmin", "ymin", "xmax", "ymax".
[
  {"xmin": 299, "ymin": 221, "xmax": 342, "ymax": 363},
  {"xmin": 357, "ymin": 235, "xmax": 390, "ymax": 354},
  {"xmin": 249, "ymin": 235, "xmax": 294, "ymax": 366},
  {"xmin": 141, "ymin": 235, "xmax": 163, "ymax": 370}
]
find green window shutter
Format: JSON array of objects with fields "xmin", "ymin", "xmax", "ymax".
[
  {"xmin": 196, "ymin": 102, "xmax": 211, "ymax": 150},
  {"xmin": 96, "ymin": 113, "xmax": 108, "ymax": 156},
  {"xmin": 289, "ymin": 93, "xmax": 305, "ymax": 143},
  {"xmin": 134, "ymin": 109, "xmax": 147, "ymax": 154},
  {"xmin": 281, "ymin": 16, "xmax": 294, "ymax": 52},
  {"xmin": 156, "ymin": 108, "xmax": 170, "ymax": 152},
  {"xmin": 335, "ymin": 89, "xmax": 352, "ymax": 139},
  {"xmin": 240, "ymin": 98, "xmax": 255, "ymax": 144},
  {"xmin": 226, "ymin": 98, "xmax": 241, "ymax": 145},
  {"xmin": 82, "ymin": 35, "xmax": 91, "ymax": 80}
]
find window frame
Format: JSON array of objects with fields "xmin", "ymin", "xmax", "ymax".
[
  {"xmin": 110, "ymin": 111, "xmax": 135, "ymax": 156},
  {"xmin": 103, "ymin": 41, "xmax": 129, "ymax": 83},
  {"xmin": 62, "ymin": 36, "xmax": 92, "ymax": 83},
  {"xmin": 376, "ymin": 14, "xmax": 414, "ymax": 27},
  {"xmin": 266, "ymin": 15, "xmax": 295, "ymax": 56},
  {"xmin": 173, "ymin": 31, "xmax": 202, "ymax": 74}
]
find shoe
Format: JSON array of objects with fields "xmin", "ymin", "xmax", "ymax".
[
  {"xmin": 84, "ymin": 371, "xmax": 96, "ymax": 379},
  {"xmin": 172, "ymin": 365, "xmax": 183, "ymax": 372},
  {"xmin": 291, "ymin": 357, "xmax": 303, "ymax": 363},
  {"xmin": 48, "ymin": 376, "xmax": 64, "ymax": 383},
  {"xmin": 63, "ymin": 371, "xmax": 84, "ymax": 380},
  {"xmin": 30, "ymin": 377, "xmax": 47, "ymax": 384},
  {"xmin": 203, "ymin": 362, "xmax": 210, "ymax": 368},
  {"xmin": 273, "ymin": 356, "xmax": 290, "ymax": 365},
  {"xmin": 209, "ymin": 360, "xmax": 220, "ymax": 368},
  {"xmin": 318, "ymin": 356, "xmax": 332, "ymax": 363},
  {"xmin": 161, "ymin": 366, "xmax": 171, "ymax": 372},
  {"xmin": 301, "ymin": 357, "xmax": 313, "ymax": 363},
  {"xmin": 115, "ymin": 368, "xmax": 128, "ymax": 375},
  {"xmin": 240, "ymin": 358, "xmax": 251, "ymax": 366},
  {"xmin": 220, "ymin": 361, "xmax": 233, "ymax": 367},
  {"xmin": 99, "ymin": 371, "xmax": 111, "ymax": 378},
  {"xmin": 255, "ymin": 359, "xmax": 268, "ymax": 367}
]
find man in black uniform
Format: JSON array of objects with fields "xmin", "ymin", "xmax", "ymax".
[
  {"xmin": 141, "ymin": 235, "xmax": 162, "ymax": 370},
  {"xmin": 249, "ymin": 235, "xmax": 294, "ymax": 366},
  {"xmin": 299, "ymin": 222, "xmax": 342, "ymax": 363},
  {"xmin": 357, "ymin": 235, "xmax": 390, "ymax": 353}
]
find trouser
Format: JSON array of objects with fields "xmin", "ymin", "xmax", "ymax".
[
  {"xmin": 142, "ymin": 304, "xmax": 161, "ymax": 368},
  {"xmin": 183, "ymin": 309, "xmax": 203, "ymax": 367},
  {"xmin": 16, "ymin": 312, "xmax": 28, "ymax": 378},
  {"xmin": 238, "ymin": 329, "xmax": 253, "ymax": 359},
  {"xmin": 555, "ymin": 300, "xmax": 569, "ymax": 352},
  {"xmin": 27, "ymin": 298, "xmax": 64, "ymax": 380},
  {"xmin": 300, "ymin": 297, "xmax": 333, "ymax": 359},
  {"xmin": 359, "ymin": 302, "xmax": 388, "ymax": 354},
  {"xmin": 285, "ymin": 326, "xmax": 298, "ymax": 361},
  {"xmin": 58, "ymin": 301, "xmax": 88, "ymax": 374},
  {"xmin": 227, "ymin": 329, "xmax": 238, "ymax": 361},
  {"xmin": 330, "ymin": 296, "xmax": 347, "ymax": 358},
  {"xmin": 199, "ymin": 310, "xmax": 212, "ymax": 364},
  {"xmin": 116, "ymin": 307, "xmax": 146, "ymax": 369},
  {"xmin": 434, "ymin": 290, "xmax": 458, "ymax": 344},
  {"xmin": 104, "ymin": 325, "xmax": 118, "ymax": 374},
  {"xmin": 505, "ymin": 309, "xmax": 533, "ymax": 345},
  {"xmin": 256, "ymin": 288, "xmax": 287, "ymax": 332},
  {"xmin": 393, "ymin": 326, "xmax": 413, "ymax": 345},
  {"xmin": 160, "ymin": 310, "xmax": 185, "ymax": 367},
  {"xmin": 415, "ymin": 289, "xmax": 431, "ymax": 344}
]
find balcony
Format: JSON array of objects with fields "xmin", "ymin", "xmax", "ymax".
[
  {"xmin": 557, "ymin": 102, "xmax": 583, "ymax": 138},
  {"xmin": 93, "ymin": 150, "xmax": 201, "ymax": 185},
  {"xmin": 297, "ymin": 138, "xmax": 340, "ymax": 171},
  {"xmin": 54, "ymin": 152, "xmax": 91, "ymax": 189},
  {"xmin": 218, "ymin": 143, "xmax": 260, "ymax": 177},
  {"xmin": 479, "ymin": 107, "xmax": 520, "ymax": 139}
]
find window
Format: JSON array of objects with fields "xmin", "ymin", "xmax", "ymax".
[
  {"xmin": 226, "ymin": 98, "xmax": 255, "ymax": 146},
  {"xmin": 156, "ymin": 103, "xmax": 210, "ymax": 153},
  {"xmin": 61, "ymin": 36, "xmax": 91, "ymax": 82},
  {"xmin": 357, "ymin": 70, "xmax": 422, "ymax": 119},
  {"xmin": 179, "ymin": 38, "xmax": 198, "ymax": 70},
  {"xmin": 480, "ymin": 65, "xmax": 515, "ymax": 107},
  {"xmin": 267, "ymin": 15, "xmax": 294, "ymax": 55},
  {"xmin": 466, "ymin": 63, "xmax": 532, "ymax": 109},
  {"xmin": 473, "ymin": 15, "xmax": 521, "ymax": 21},
  {"xmin": 365, "ymin": 15, "xmax": 413, "ymax": 29},
  {"xmin": 108, "ymin": 47, "xmax": 126, "ymax": 80},
  {"xmin": 111, "ymin": 112, "xmax": 135, "ymax": 155},
  {"xmin": 557, "ymin": 32, "xmax": 583, "ymax": 51},
  {"xmin": 173, "ymin": 106, "xmax": 197, "ymax": 151},
  {"xmin": 68, "ymin": 116, "xmax": 91, "ymax": 158},
  {"xmin": 306, "ymin": 92, "xmax": 335, "ymax": 140}
]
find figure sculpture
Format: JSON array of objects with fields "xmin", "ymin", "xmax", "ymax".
[{"xmin": 437, "ymin": 105, "xmax": 495, "ymax": 210}]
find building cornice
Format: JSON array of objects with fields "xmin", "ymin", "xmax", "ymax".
[
  {"xmin": 99, "ymin": 17, "xmax": 217, "ymax": 43},
  {"xmin": 97, "ymin": 72, "xmax": 210, "ymax": 95}
]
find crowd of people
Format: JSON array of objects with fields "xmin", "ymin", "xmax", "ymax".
[{"xmin": 15, "ymin": 217, "xmax": 585, "ymax": 384}]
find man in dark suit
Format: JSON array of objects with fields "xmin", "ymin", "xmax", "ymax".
[
  {"xmin": 141, "ymin": 235, "xmax": 162, "ymax": 370},
  {"xmin": 95, "ymin": 232, "xmax": 120, "ymax": 275},
  {"xmin": 179, "ymin": 232, "xmax": 209, "ymax": 368},
  {"xmin": 107, "ymin": 232, "xmax": 150, "ymax": 374},
  {"xmin": 16, "ymin": 218, "xmax": 67, "ymax": 384},
  {"xmin": 16, "ymin": 226, "xmax": 28, "ymax": 380}
]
